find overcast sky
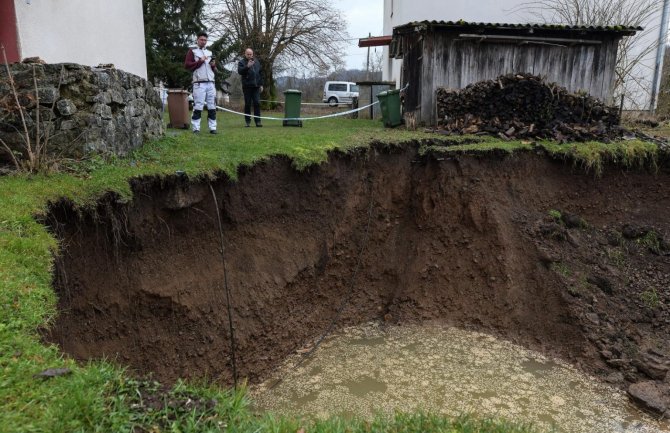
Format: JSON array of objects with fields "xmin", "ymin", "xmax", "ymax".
[{"xmin": 334, "ymin": 0, "xmax": 384, "ymax": 70}]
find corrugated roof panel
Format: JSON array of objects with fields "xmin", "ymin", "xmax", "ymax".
[{"xmin": 393, "ymin": 20, "xmax": 641, "ymax": 33}]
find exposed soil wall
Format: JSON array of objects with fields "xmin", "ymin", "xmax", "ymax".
[{"xmin": 44, "ymin": 145, "xmax": 670, "ymax": 411}]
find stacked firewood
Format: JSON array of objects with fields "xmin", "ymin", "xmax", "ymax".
[{"xmin": 436, "ymin": 74, "xmax": 622, "ymax": 142}]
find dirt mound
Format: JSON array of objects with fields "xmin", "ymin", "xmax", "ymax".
[
  {"xmin": 43, "ymin": 146, "xmax": 670, "ymax": 414},
  {"xmin": 436, "ymin": 74, "xmax": 622, "ymax": 142}
]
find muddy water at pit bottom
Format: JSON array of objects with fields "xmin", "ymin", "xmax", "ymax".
[{"xmin": 251, "ymin": 324, "xmax": 669, "ymax": 433}]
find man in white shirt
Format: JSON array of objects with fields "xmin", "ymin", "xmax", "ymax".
[{"xmin": 184, "ymin": 31, "xmax": 218, "ymax": 134}]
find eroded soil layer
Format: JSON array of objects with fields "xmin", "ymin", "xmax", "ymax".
[{"xmin": 45, "ymin": 146, "xmax": 670, "ymax": 409}]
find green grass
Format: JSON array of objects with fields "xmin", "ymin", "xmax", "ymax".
[
  {"xmin": 640, "ymin": 288, "xmax": 661, "ymax": 310},
  {"xmin": 539, "ymin": 139, "xmax": 658, "ymax": 176},
  {"xmin": 422, "ymin": 135, "xmax": 658, "ymax": 176},
  {"xmin": 605, "ymin": 247, "xmax": 626, "ymax": 268},
  {"xmin": 1, "ymin": 111, "xmax": 665, "ymax": 432},
  {"xmin": 547, "ymin": 209, "xmax": 562, "ymax": 222},
  {"xmin": 637, "ymin": 230, "xmax": 662, "ymax": 255},
  {"xmin": 550, "ymin": 262, "xmax": 572, "ymax": 278}
]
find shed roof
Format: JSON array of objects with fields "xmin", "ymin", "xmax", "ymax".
[{"xmin": 393, "ymin": 20, "xmax": 641, "ymax": 37}]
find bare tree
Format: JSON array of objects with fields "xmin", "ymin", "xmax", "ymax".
[
  {"xmin": 368, "ymin": 49, "xmax": 384, "ymax": 76},
  {"xmin": 516, "ymin": 0, "xmax": 663, "ymax": 108},
  {"xmin": 204, "ymin": 0, "xmax": 349, "ymax": 103}
]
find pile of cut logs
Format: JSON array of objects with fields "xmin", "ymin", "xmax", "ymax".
[{"xmin": 436, "ymin": 74, "xmax": 622, "ymax": 142}]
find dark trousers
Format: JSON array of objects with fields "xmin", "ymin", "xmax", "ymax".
[{"xmin": 242, "ymin": 86, "xmax": 261, "ymax": 125}]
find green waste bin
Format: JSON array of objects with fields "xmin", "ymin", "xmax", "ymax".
[
  {"xmin": 283, "ymin": 89, "xmax": 303, "ymax": 127},
  {"xmin": 377, "ymin": 89, "xmax": 402, "ymax": 127}
]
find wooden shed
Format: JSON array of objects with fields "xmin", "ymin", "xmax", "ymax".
[{"xmin": 390, "ymin": 21, "xmax": 640, "ymax": 126}]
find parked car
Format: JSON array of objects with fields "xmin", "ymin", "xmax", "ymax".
[{"xmin": 323, "ymin": 81, "xmax": 359, "ymax": 106}]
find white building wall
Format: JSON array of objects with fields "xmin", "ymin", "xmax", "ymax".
[
  {"xmin": 382, "ymin": 0, "xmax": 665, "ymax": 109},
  {"xmin": 14, "ymin": 0, "xmax": 147, "ymax": 78}
]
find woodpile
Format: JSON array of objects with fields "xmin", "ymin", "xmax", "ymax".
[{"xmin": 436, "ymin": 74, "xmax": 622, "ymax": 142}]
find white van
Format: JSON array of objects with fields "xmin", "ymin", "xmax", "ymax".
[{"xmin": 323, "ymin": 81, "xmax": 359, "ymax": 106}]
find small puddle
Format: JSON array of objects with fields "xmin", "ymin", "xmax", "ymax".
[{"xmin": 251, "ymin": 323, "xmax": 669, "ymax": 433}]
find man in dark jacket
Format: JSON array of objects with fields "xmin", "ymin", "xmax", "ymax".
[{"xmin": 237, "ymin": 48, "xmax": 263, "ymax": 127}]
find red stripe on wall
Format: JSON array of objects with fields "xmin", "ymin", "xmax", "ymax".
[{"xmin": 0, "ymin": 0, "xmax": 20, "ymax": 62}]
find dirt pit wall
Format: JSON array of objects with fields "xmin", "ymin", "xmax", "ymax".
[{"xmin": 45, "ymin": 145, "xmax": 670, "ymax": 397}]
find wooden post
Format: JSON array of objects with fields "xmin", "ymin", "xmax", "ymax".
[{"xmin": 366, "ymin": 32, "xmax": 371, "ymax": 80}]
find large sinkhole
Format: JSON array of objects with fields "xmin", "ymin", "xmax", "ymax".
[{"xmin": 44, "ymin": 146, "xmax": 670, "ymax": 418}]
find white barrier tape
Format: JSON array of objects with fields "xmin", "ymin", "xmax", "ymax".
[
  {"xmin": 215, "ymin": 100, "xmax": 379, "ymax": 121},
  {"xmin": 253, "ymin": 84, "xmax": 408, "ymax": 107},
  {"xmin": 259, "ymin": 99, "xmax": 354, "ymax": 107},
  {"xmin": 302, "ymin": 102, "xmax": 354, "ymax": 106}
]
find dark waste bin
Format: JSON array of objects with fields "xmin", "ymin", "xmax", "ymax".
[
  {"xmin": 283, "ymin": 89, "xmax": 303, "ymax": 127},
  {"xmin": 167, "ymin": 89, "xmax": 190, "ymax": 129},
  {"xmin": 377, "ymin": 89, "xmax": 402, "ymax": 127}
]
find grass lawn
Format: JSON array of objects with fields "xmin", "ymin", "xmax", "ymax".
[{"xmin": 0, "ymin": 111, "xmax": 661, "ymax": 432}]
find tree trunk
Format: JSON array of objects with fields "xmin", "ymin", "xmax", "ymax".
[{"xmin": 260, "ymin": 60, "xmax": 277, "ymax": 110}]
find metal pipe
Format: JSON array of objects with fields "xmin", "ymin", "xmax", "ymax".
[{"xmin": 650, "ymin": 0, "xmax": 670, "ymax": 113}]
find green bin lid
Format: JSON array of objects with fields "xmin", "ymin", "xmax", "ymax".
[
  {"xmin": 377, "ymin": 89, "xmax": 400, "ymax": 97},
  {"xmin": 284, "ymin": 89, "xmax": 302, "ymax": 94}
]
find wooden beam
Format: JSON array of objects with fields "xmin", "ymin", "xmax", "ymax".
[
  {"xmin": 358, "ymin": 36, "xmax": 392, "ymax": 47},
  {"xmin": 458, "ymin": 34, "xmax": 602, "ymax": 45}
]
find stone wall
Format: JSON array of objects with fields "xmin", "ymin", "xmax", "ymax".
[{"xmin": 0, "ymin": 62, "xmax": 163, "ymax": 161}]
